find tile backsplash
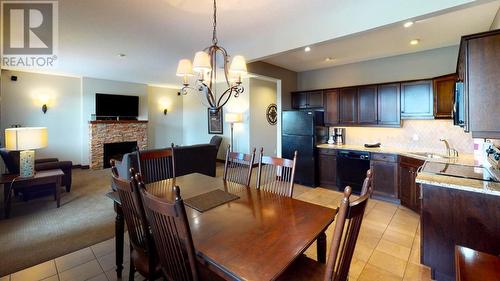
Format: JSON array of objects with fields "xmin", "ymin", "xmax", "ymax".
[{"xmin": 329, "ymin": 120, "xmax": 475, "ymax": 154}]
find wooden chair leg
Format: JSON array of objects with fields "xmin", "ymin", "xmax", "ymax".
[{"xmin": 128, "ymin": 254, "xmax": 135, "ymax": 281}]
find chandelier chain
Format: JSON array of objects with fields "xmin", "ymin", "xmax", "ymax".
[{"xmin": 212, "ymin": 0, "xmax": 218, "ymax": 45}]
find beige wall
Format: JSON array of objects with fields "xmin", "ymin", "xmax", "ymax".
[
  {"xmin": 330, "ymin": 120, "xmax": 474, "ymax": 154},
  {"xmin": 147, "ymin": 86, "xmax": 183, "ymax": 148},
  {"xmin": 491, "ymin": 6, "xmax": 500, "ymax": 30},
  {"xmin": 249, "ymin": 78, "xmax": 278, "ymax": 156},
  {"xmin": 247, "ymin": 61, "xmax": 297, "ymax": 110}
]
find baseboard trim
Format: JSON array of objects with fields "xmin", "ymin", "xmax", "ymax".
[{"xmin": 74, "ymin": 165, "xmax": 90, "ymax": 170}]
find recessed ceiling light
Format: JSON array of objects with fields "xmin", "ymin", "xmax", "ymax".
[
  {"xmin": 325, "ymin": 57, "xmax": 334, "ymax": 62},
  {"xmin": 410, "ymin": 39, "xmax": 420, "ymax": 45},
  {"xmin": 304, "ymin": 46, "xmax": 311, "ymax": 52},
  {"xmin": 404, "ymin": 21, "xmax": 414, "ymax": 28},
  {"xmin": 118, "ymin": 53, "xmax": 126, "ymax": 58}
]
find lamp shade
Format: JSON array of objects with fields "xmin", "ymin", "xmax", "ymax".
[
  {"xmin": 5, "ymin": 127, "xmax": 48, "ymax": 151},
  {"xmin": 225, "ymin": 112, "xmax": 243, "ymax": 123},
  {"xmin": 229, "ymin": 55, "xmax": 247, "ymax": 74},
  {"xmin": 192, "ymin": 51, "xmax": 212, "ymax": 73},
  {"xmin": 176, "ymin": 59, "xmax": 193, "ymax": 76}
]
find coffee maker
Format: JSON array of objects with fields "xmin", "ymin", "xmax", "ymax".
[{"xmin": 332, "ymin": 128, "xmax": 346, "ymax": 145}]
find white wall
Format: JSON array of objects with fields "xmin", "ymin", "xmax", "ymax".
[
  {"xmin": 81, "ymin": 77, "xmax": 148, "ymax": 165},
  {"xmin": 249, "ymin": 78, "xmax": 278, "ymax": 156},
  {"xmin": 147, "ymin": 86, "xmax": 183, "ymax": 148},
  {"xmin": 0, "ymin": 70, "xmax": 82, "ymax": 163},
  {"xmin": 298, "ymin": 46, "xmax": 459, "ymax": 90},
  {"xmin": 182, "ymin": 79, "xmax": 251, "ymax": 159}
]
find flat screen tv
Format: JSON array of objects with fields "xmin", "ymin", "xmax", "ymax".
[{"xmin": 95, "ymin": 93, "xmax": 139, "ymax": 119}]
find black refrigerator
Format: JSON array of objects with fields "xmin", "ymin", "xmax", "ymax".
[{"xmin": 282, "ymin": 110, "xmax": 328, "ymax": 187}]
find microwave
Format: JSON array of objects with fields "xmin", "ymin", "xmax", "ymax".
[{"xmin": 453, "ymin": 81, "xmax": 465, "ymax": 128}]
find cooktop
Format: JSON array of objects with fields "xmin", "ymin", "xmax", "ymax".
[{"xmin": 420, "ymin": 162, "xmax": 500, "ymax": 183}]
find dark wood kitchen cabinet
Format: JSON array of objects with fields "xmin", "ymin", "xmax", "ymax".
[
  {"xmin": 457, "ymin": 29, "xmax": 500, "ymax": 138},
  {"xmin": 377, "ymin": 83, "xmax": 401, "ymax": 126},
  {"xmin": 433, "ymin": 74, "xmax": 456, "ymax": 119},
  {"xmin": 291, "ymin": 91, "xmax": 323, "ymax": 109},
  {"xmin": 399, "ymin": 156, "xmax": 424, "ymax": 213},
  {"xmin": 357, "ymin": 86, "xmax": 378, "ymax": 125},
  {"xmin": 324, "ymin": 89, "xmax": 340, "ymax": 125},
  {"xmin": 339, "ymin": 88, "xmax": 358, "ymax": 124},
  {"xmin": 317, "ymin": 149, "xmax": 337, "ymax": 189},
  {"xmin": 370, "ymin": 153, "xmax": 399, "ymax": 202},
  {"xmin": 401, "ymin": 80, "xmax": 434, "ymax": 119}
]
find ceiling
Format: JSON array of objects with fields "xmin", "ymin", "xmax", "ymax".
[
  {"xmin": 1, "ymin": 0, "xmax": 497, "ymax": 86},
  {"xmin": 264, "ymin": 0, "xmax": 500, "ymax": 72}
]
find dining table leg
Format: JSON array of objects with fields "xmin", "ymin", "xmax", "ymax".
[
  {"xmin": 317, "ymin": 231, "xmax": 327, "ymax": 263},
  {"xmin": 114, "ymin": 202, "xmax": 125, "ymax": 278}
]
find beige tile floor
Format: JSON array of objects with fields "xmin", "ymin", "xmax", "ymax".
[{"xmin": 1, "ymin": 186, "xmax": 432, "ymax": 281}]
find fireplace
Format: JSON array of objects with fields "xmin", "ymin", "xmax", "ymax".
[{"xmin": 103, "ymin": 141, "xmax": 138, "ymax": 168}]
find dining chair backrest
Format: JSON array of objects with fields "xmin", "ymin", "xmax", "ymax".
[
  {"xmin": 324, "ymin": 185, "xmax": 370, "ymax": 281},
  {"xmin": 360, "ymin": 169, "xmax": 373, "ymax": 196},
  {"xmin": 137, "ymin": 145, "xmax": 175, "ymax": 184},
  {"xmin": 256, "ymin": 149, "xmax": 298, "ymax": 197},
  {"xmin": 111, "ymin": 168, "xmax": 152, "ymax": 259},
  {"xmin": 136, "ymin": 174, "xmax": 199, "ymax": 281},
  {"xmin": 223, "ymin": 145, "xmax": 256, "ymax": 187}
]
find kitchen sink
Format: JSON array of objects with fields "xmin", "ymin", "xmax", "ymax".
[{"xmin": 409, "ymin": 152, "xmax": 450, "ymax": 159}]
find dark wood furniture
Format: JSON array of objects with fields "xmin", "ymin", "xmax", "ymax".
[
  {"xmin": 455, "ymin": 245, "xmax": 500, "ymax": 281},
  {"xmin": 111, "ymin": 169, "xmax": 161, "ymax": 280},
  {"xmin": 1, "ymin": 169, "xmax": 64, "ymax": 218},
  {"xmin": 277, "ymin": 183, "xmax": 371, "ymax": 281},
  {"xmin": 457, "ymin": 29, "xmax": 500, "ymax": 138},
  {"xmin": 137, "ymin": 146, "xmax": 175, "ymax": 184},
  {"xmin": 421, "ymin": 184, "xmax": 500, "ymax": 281},
  {"xmin": 399, "ymin": 156, "xmax": 425, "ymax": 212},
  {"xmin": 291, "ymin": 90, "xmax": 324, "ymax": 109},
  {"xmin": 108, "ymin": 173, "xmax": 337, "ymax": 280},
  {"xmin": 223, "ymin": 146, "xmax": 256, "ymax": 187},
  {"xmin": 339, "ymin": 88, "xmax": 358, "ymax": 124},
  {"xmin": 370, "ymin": 153, "xmax": 399, "ymax": 203},
  {"xmin": 433, "ymin": 74, "xmax": 456, "ymax": 119},
  {"xmin": 401, "ymin": 80, "xmax": 434, "ymax": 119},
  {"xmin": 317, "ymin": 148, "xmax": 337, "ymax": 189},
  {"xmin": 377, "ymin": 83, "xmax": 401, "ymax": 126},
  {"xmin": 256, "ymin": 149, "xmax": 297, "ymax": 197},
  {"xmin": 324, "ymin": 89, "xmax": 340, "ymax": 126},
  {"xmin": 357, "ymin": 86, "xmax": 378, "ymax": 125}
]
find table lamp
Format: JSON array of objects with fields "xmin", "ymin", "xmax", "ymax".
[
  {"xmin": 5, "ymin": 127, "xmax": 48, "ymax": 177},
  {"xmin": 225, "ymin": 113, "xmax": 243, "ymax": 152}
]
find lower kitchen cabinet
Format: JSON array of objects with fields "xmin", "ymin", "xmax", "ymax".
[
  {"xmin": 399, "ymin": 156, "xmax": 425, "ymax": 212},
  {"xmin": 318, "ymin": 149, "xmax": 337, "ymax": 189},
  {"xmin": 370, "ymin": 153, "xmax": 399, "ymax": 202}
]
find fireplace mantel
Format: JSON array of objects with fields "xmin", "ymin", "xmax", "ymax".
[{"xmin": 89, "ymin": 121, "xmax": 148, "ymax": 169}]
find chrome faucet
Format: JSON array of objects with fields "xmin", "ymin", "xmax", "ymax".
[{"xmin": 440, "ymin": 139, "xmax": 459, "ymax": 158}]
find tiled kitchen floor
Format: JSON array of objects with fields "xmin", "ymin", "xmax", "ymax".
[{"xmin": 1, "ymin": 186, "xmax": 432, "ymax": 281}]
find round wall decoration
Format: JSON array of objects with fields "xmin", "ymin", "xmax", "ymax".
[{"xmin": 266, "ymin": 103, "xmax": 278, "ymax": 125}]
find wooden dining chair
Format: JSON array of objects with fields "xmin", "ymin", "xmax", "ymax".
[
  {"xmin": 223, "ymin": 145, "xmax": 256, "ymax": 187},
  {"xmin": 137, "ymin": 144, "xmax": 175, "ymax": 184},
  {"xmin": 277, "ymin": 183, "xmax": 372, "ymax": 281},
  {"xmin": 111, "ymin": 168, "xmax": 161, "ymax": 280},
  {"xmin": 256, "ymin": 148, "xmax": 298, "ymax": 197},
  {"xmin": 360, "ymin": 169, "xmax": 373, "ymax": 196}
]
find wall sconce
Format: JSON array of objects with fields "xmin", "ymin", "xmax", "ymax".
[
  {"xmin": 163, "ymin": 109, "xmax": 168, "ymax": 115},
  {"xmin": 42, "ymin": 104, "xmax": 48, "ymax": 114}
]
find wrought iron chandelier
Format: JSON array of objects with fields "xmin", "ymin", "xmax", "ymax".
[{"xmin": 176, "ymin": 0, "xmax": 247, "ymax": 112}]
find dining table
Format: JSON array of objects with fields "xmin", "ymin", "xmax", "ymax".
[{"xmin": 107, "ymin": 173, "xmax": 337, "ymax": 281}]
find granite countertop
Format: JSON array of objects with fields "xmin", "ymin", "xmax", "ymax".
[{"xmin": 317, "ymin": 143, "xmax": 500, "ymax": 196}]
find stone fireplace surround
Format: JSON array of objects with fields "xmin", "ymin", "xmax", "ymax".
[{"xmin": 89, "ymin": 120, "xmax": 148, "ymax": 169}]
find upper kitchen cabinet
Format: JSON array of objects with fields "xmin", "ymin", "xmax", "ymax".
[
  {"xmin": 401, "ymin": 80, "xmax": 434, "ymax": 119},
  {"xmin": 324, "ymin": 89, "xmax": 340, "ymax": 125},
  {"xmin": 291, "ymin": 90, "xmax": 324, "ymax": 109},
  {"xmin": 339, "ymin": 88, "xmax": 358, "ymax": 124},
  {"xmin": 377, "ymin": 83, "xmax": 401, "ymax": 126},
  {"xmin": 457, "ymin": 30, "xmax": 500, "ymax": 139},
  {"xmin": 433, "ymin": 74, "xmax": 456, "ymax": 119},
  {"xmin": 357, "ymin": 86, "xmax": 378, "ymax": 125}
]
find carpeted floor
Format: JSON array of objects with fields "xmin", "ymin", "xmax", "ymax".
[{"xmin": 0, "ymin": 168, "xmax": 116, "ymax": 276}]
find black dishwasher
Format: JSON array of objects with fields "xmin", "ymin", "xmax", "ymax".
[{"xmin": 337, "ymin": 150, "xmax": 370, "ymax": 194}]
